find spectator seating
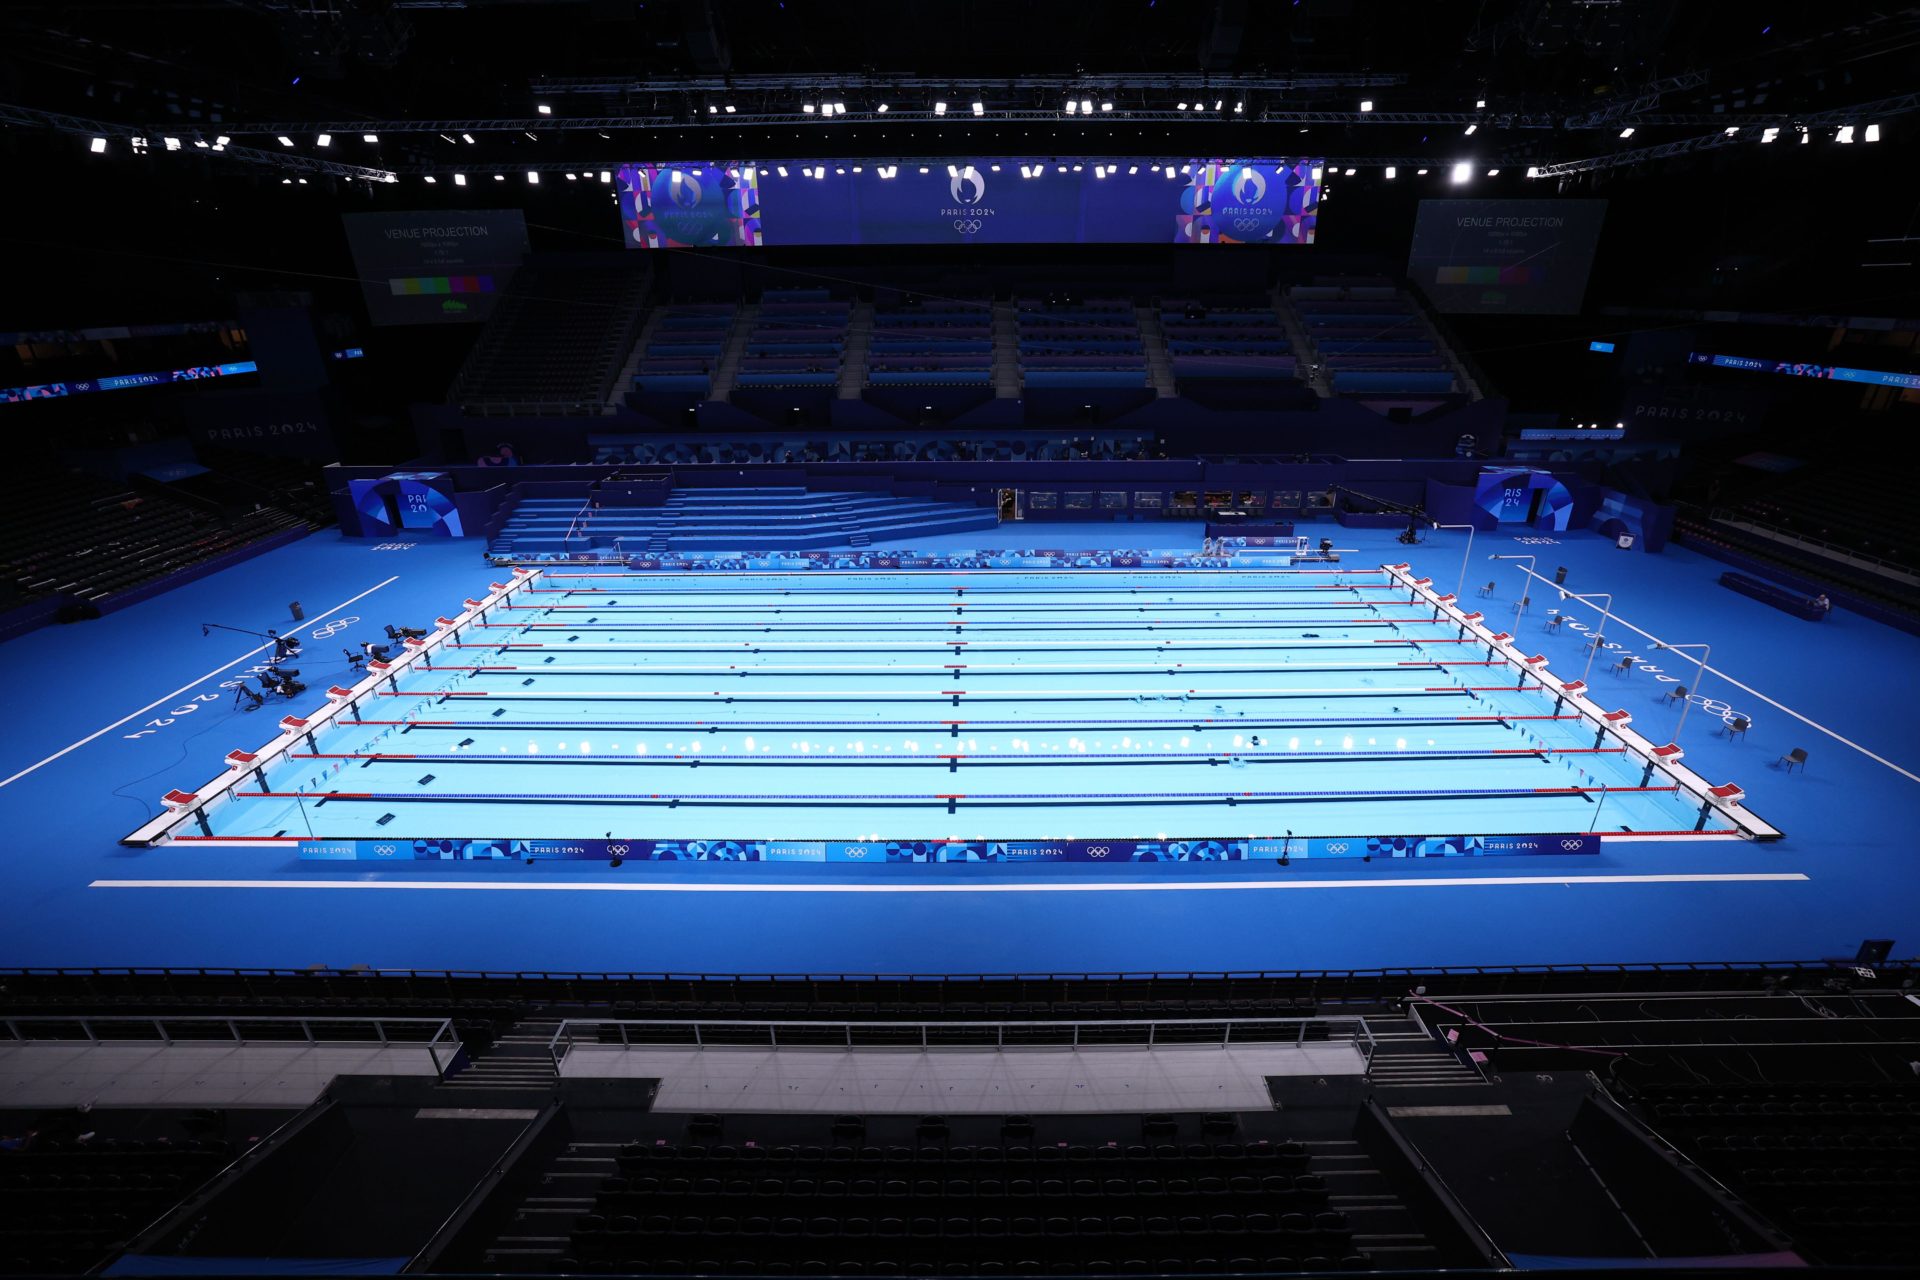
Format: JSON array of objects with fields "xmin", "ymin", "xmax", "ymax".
[
  {"xmin": 454, "ymin": 259, "xmax": 651, "ymax": 412},
  {"xmin": 1673, "ymin": 515, "xmax": 1920, "ymax": 629},
  {"xmin": 1, "ymin": 470, "xmax": 312, "ymax": 610},
  {"xmin": 1015, "ymin": 297, "xmax": 1147, "ymax": 389},
  {"xmin": 1719, "ymin": 466, "xmax": 1916, "ymax": 572},
  {"xmin": 868, "ymin": 298, "xmax": 995, "ymax": 387},
  {"xmin": 1284, "ymin": 286, "xmax": 1463, "ymax": 408},
  {"xmin": 630, "ymin": 303, "xmax": 736, "ymax": 402},
  {"xmin": 737, "ymin": 291, "xmax": 850, "ymax": 389},
  {"xmin": 1158, "ymin": 299, "xmax": 1298, "ymax": 390}
]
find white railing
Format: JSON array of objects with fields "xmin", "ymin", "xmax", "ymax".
[
  {"xmin": 120, "ymin": 568, "xmax": 543, "ymax": 847},
  {"xmin": 1382, "ymin": 563, "xmax": 1780, "ymax": 841},
  {"xmin": 547, "ymin": 1016, "xmax": 1377, "ymax": 1074},
  {"xmin": 1, "ymin": 1015, "xmax": 464, "ymax": 1080}
]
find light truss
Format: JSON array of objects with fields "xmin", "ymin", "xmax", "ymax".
[
  {"xmin": 0, "ymin": 102, "xmax": 398, "ymax": 182},
  {"xmin": 1536, "ymin": 90, "xmax": 1920, "ymax": 177},
  {"xmin": 528, "ymin": 73, "xmax": 1411, "ymax": 96}
]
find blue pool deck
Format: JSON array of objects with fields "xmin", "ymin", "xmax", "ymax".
[{"xmin": 1, "ymin": 521, "xmax": 1915, "ymax": 974}]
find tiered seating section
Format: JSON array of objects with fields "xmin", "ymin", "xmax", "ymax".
[
  {"xmin": 2, "ymin": 471, "xmax": 311, "ymax": 612},
  {"xmin": 0, "ymin": 1130, "xmax": 241, "ymax": 1275},
  {"xmin": 1287, "ymin": 286, "xmax": 1457, "ymax": 401},
  {"xmin": 869, "ymin": 298, "xmax": 994, "ymax": 387},
  {"xmin": 632, "ymin": 303, "xmax": 736, "ymax": 401},
  {"xmin": 1626, "ymin": 1083, "xmax": 1920, "ymax": 1267},
  {"xmin": 1722, "ymin": 466, "xmax": 1915, "ymax": 572},
  {"xmin": 455, "ymin": 259, "xmax": 650, "ymax": 413},
  {"xmin": 1015, "ymin": 297, "xmax": 1147, "ymax": 388},
  {"xmin": 1158, "ymin": 299, "xmax": 1296, "ymax": 389},
  {"xmin": 565, "ymin": 1116, "xmax": 1369, "ymax": 1276},
  {"xmin": 739, "ymin": 290, "xmax": 849, "ymax": 389},
  {"xmin": 489, "ymin": 486, "xmax": 998, "ymax": 558}
]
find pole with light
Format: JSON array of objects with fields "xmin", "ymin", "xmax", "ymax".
[
  {"xmin": 1487, "ymin": 553, "xmax": 1535, "ymax": 624},
  {"xmin": 1432, "ymin": 523, "xmax": 1476, "ymax": 599}
]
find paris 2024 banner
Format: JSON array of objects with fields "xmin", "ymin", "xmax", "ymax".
[{"xmin": 615, "ymin": 158, "xmax": 1322, "ymax": 248}]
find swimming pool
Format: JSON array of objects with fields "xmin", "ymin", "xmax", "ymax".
[{"xmin": 141, "ymin": 564, "xmax": 1769, "ymax": 859}]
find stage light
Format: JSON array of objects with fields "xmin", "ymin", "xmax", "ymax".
[
  {"xmin": 1127, "ymin": 164, "xmax": 1139, "ymax": 174},
  {"xmin": 1463, "ymin": 123, "xmax": 1477, "ymax": 135},
  {"xmin": 277, "ymin": 135, "xmax": 294, "ymax": 147},
  {"xmin": 1800, "ymin": 128, "xmax": 1809, "ymax": 144},
  {"xmin": 453, "ymin": 173, "xmax": 466, "ymax": 185},
  {"xmin": 1072, "ymin": 163, "xmax": 1083, "ymax": 171},
  {"xmin": 1066, "ymin": 99, "xmax": 1078, "ymax": 113},
  {"xmin": 1476, "ymin": 98, "xmax": 1487, "ymax": 108},
  {"xmin": 281, "ymin": 178, "xmax": 291, "ymax": 185},
  {"xmin": 1865, "ymin": 123, "xmax": 1880, "ymax": 141},
  {"xmin": 1057, "ymin": 164, "xmax": 1067, "ymax": 173},
  {"xmin": 876, "ymin": 103, "xmax": 889, "ymax": 113},
  {"xmin": 193, "ymin": 139, "xmax": 209, "ymax": 148},
  {"xmin": 1619, "ymin": 127, "xmax": 1635, "ymax": 138},
  {"xmin": 1343, "ymin": 167, "xmax": 1355, "ymax": 176},
  {"xmin": 1450, "ymin": 161, "xmax": 1470, "ymax": 183},
  {"xmin": 1487, "ymin": 167, "xmax": 1500, "ymax": 176},
  {"xmin": 1094, "ymin": 165, "xmax": 1105, "ymax": 177},
  {"xmin": 989, "ymin": 163, "xmax": 1000, "ymax": 171},
  {"xmin": 1761, "ymin": 127, "xmax": 1779, "ymax": 143},
  {"xmin": 89, "ymin": 136, "xmax": 106, "ymax": 153},
  {"xmin": 1101, "ymin": 102, "xmax": 1113, "ymax": 112},
  {"xmin": 971, "ymin": 101, "xmax": 984, "ymax": 115},
  {"xmin": 1416, "ymin": 167, "xmax": 1428, "ymax": 174},
  {"xmin": 163, "ymin": 136, "xmax": 181, "ymax": 150},
  {"xmin": 803, "ymin": 103, "xmax": 816, "ymax": 113},
  {"xmin": 851, "ymin": 165, "xmax": 862, "ymax": 172},
  {"xmin": 362, "ymin": 133, "xmax": 377, "ymax": 143},
  {"xmin": 527, "ymin": 171, "xmax": 538, "ymax": 183},
  {"xmin": 708, "ymin": 104, "xmax": 718, "ymax": 114},
  {"xmin": 1384, "ymin": 166, "xmax": 1396, "ymax": 178},
  {"xmin": 1359, "ymin": 99, "xmax": 1373, "ymax": 112},
  {"xmin": 537, "ymin": 104, "xmax": 552, "ymax": 115},
  {"xmin": 599, "ymin": 171, "xmax": 611, "ymax": 182},
  {"xmin": 933, "ymin": 101, "xmax": 947, "ymax": 115},
  {"xmin": 918, "ymin": 165, "xmax": 930, "ymax": 173},
  {"xmin": 1163, "ymin": 165, "xmax": 1175, "ymax": 178},
  {"xmin": 1614, "ymin": 421, "xmax": 1624, "ymax": 429},
  {"xmin": 1837, "ymin": 125, "xmax": 1855, "ymax": 143},
  {"xmin": 1526, "ymin": 165, "xmax": 1541, "ymax": 177},
  {"xmin": 316, "ymin": 133, "xmax": 332, "ymax": 147},
  {"xmin": 832, "ymin": 102, "xmax": 846, "ymax": 115},
  {"xmin": 423, "ymin": 174, "xmax": 437, "ymax": 183},
  {"xmin": 1724, "ymin": 126, "xmax": 1739, "ymax": 135},
  {"xmin": 1214, "ymin": 99, "xmax": 1223, "ymax": 110},
  {"xmin": 493, "ymin": 174, "xmax": 504, "ymax": 181},
  {"xmin": 1231, "ymin": 101, "xmax": 1242, "ymax": 112},
  {"xmin": 776, "ymin": 165, "xmax": 789, "ymax": 176},
  {"xmin": 297, "ymin": 178, "xmax": 307, "ymax": 184}
]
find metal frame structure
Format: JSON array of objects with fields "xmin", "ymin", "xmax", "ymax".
[
  {"xmin": 2, "ymin": 1014, "xmax": 464, "ymax": 1079},
  {"xmin": 0, "ymin": 102, "xmax": 398, "ymax": 183},
  {"xmin": 546, "ymin": 1015, "xmax": 1379, "ymax": 1074}
]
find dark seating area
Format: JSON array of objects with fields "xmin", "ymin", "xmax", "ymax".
[
  {"xmin": 0, "ymin": 1121, "xmax": 248, "ymax": 1276},
  {"xmin": 1674, "ymin": 514, "xmax": 1920, "ymax": 626},
  {"xmin": 1727, "ymin": 467, "xmax": 1915, "ymax": 571},
  {"xmin": 556, "ymin": 1114, "xmax": 1372, "ymax": 1277},
  {"xmin": 1620, "ymin": 1081, "xmax": 1920, "ymax": 1267},
  {"xmin": 455, "ymin": 258, "xmax": 651, "ymax": 412}
]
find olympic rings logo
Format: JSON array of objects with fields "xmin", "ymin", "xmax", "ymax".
[
  {"xmin": 1324, "ymin": 842, "xmax": 1349, "ymax": 855},
  {"xmin": 309, "ymin": 615, "xmax": 360, "ymax": 639},
  {"xmin": 607, "ymin": 844, "xmax": 630, "ymax": 857},
  {"xmin": 953, "ymin": 219, "xmax": 984, "ymax": 234},
  {"xmin": 373, "ymin": 844, "xmax": 396, "ymax": 856},
  {"xmin": 1560, "ymin": 838, "xmax": 1587, "ymax": 851},
  {"xmin": 1230, "ymin": 218, "xmax": 1267, "ymax": 233},
  {"xmin": 843, "ymin": 849, "xmax": 868, "ymax": 859}
]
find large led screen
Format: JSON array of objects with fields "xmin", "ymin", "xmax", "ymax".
[
  {"xmin": 342, "ymin": 210, "xmax": 531, "ymax": 325},
  {"xmin": 615, "ymin": 159, "xmax": 1321, "ymax": 248},
  {"xmin": 1406, "ymin": 199, "xmax": 1608, "ymax": 315}
]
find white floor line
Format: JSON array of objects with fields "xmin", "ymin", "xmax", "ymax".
[
  {"xmin": 89, "ymin": 872, "xmax": 1810, "ymax": 894},
  {"xmin": 0, "ymin": 576, "xmax": 400, "ymax": 791}
]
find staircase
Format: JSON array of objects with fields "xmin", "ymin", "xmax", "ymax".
[
  {"xmin": 707, "ymin": 302, "xmax": 759, "ymax": 402},
  {"xmin": 991, "ymin": 300, "xmax": 1022, "ymax": 398},
  {"xmin": 442, "ymin": 1014, "xmax": 563, "ymax": 1093},
  {"xmin": 1366, "ymin": 1019, "xmax": 1494, "ymax": 1089},
  {"xmin": 606, "ymin": 307, "xmax": 664, "ymax": 410},
  {"xmin": 838, "ymin": 300, "xmax": 874, "ymax": 398},
  {"xmin": 1273, "ymin": 287, "xmax": 1333, "ymax": 398},
  {"xmin": 1138, "ymin": 304, "xmax": 1176, "ymax": 398}
]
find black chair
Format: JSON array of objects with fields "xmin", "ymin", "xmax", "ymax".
[{"xmin": 1780, "ymin": 747, "xmax": 1808, "ymax": 772}]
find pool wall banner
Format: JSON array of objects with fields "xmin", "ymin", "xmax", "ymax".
[{"xmin": 298, "ymin": 834, "xmax": 1603, "ymax": 862}]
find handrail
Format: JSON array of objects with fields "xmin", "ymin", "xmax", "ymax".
[
  {"xmin": 0, "ymin": 1014, "xmax": 460, "ymax": 1080},
  {"xmin": 1706, "ymin": 508, "xmax": 1918, "ymax": 580},
  {"xmin": 547, "ymin": 1015, "xmax": 1376, "ymax": 1074}
]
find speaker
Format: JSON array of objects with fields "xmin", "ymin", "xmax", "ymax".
[{"xmin": 1856, "ymin": 939, "xmax": 1894, "ymax": 966}]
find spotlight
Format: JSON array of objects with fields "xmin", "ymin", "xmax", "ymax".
[
  {"xmin": 1724, "ymin": 126, "xmax": 1739, "ymax": 135},
  {"xmin": 1384, "ymin": 166, "xmax": 1396, "ymax": 178},
  {"xmin": 1343, "ymin": 167, "xmax": 1356, "ymax": 176},
  {"xmin": 461, "ymin": 133, "xmax": 475, "ymax": 144},
  {"xmin": 1619, "ymin": 127, "xmax": 1635, "ymax": 138},
  {"xmin": 453, "ymin": 173, "xmax": 466, "ymax": 185},
  {"xmin": 89, "ymin": 136, "xmax": 106, "ymax": 153},
  {"xmin": 1761, "ymin": 127, "xmax": 1779, "ymax": 143},
  {"xmin": 1463, "ymin": 123, "xmax": 1477, "ymax": 135},
  {"xmin": 1526, "ymin": 166, "xmax": 1541, "ymax": 177},
  {"xmin": 803, "ymin": 104, "xmax": 816, "ymax": 114},
  {"xmin": 1416, "ymin": 167, "xmax": 1427, "ymax": 174},
  {"xmin": 277, "ymin": 135, "xmax": 294, "ymax": 147},
  {"xmin": 1101, "ymin": 102, "xmax": 1113, "ymax": 112},
  {"xmin": 933, "ymin": 101, "xmax": 947, "ymax": 115},
  {"xmin": 971, "ymin": 101, "xmax": 984, "ymax": 115},
  {"xmin": 1359, "ymin": 99, "xmax": 1374, "ymax": 112},
  {"xmin": 1865, "ymin": 123, "xmax": 1881, "ymax": 141},
  {"xmin": 708, "ymin": 104, "xmax": 718, "ymax": 114},
  {"xmin": 316, "ymin": 133, "xmax": 332, "ymax": 147},
  {"xmin": 362, "ymin": 133, "xmax": 378, "ymax": 143},
  {"xmin": 1213, "ymin": 99, "xmax": 1223, "ymax": 110},
  {"xmin": 1127, "ymin": 164, "xmax": 1139, "ymax": 174},
  {"xmin": 493, "ymin": 174, "xmax": 504, "ymax": 181},
  {"xmin": 776, "ymin": 165, "xmax": 789, "ymax": 176},
  {"xmin": 1177, "ymin": 102, "xmax": 1188, "ymax": 111},
  {"xmin": 832, "ymin": 102, "xmax": 846, "ymax": 115},
  {"xmin": 537, "ymin": 104, "xmax": 552, "ymax": 115},
  {"xmin": 1837, "ymin": 125, "xmax": 1854, "ymax": 143},
  {"xmin": 163, "ymin": 136, "xmax": 181, "ymax": 150},
  {"xmin": 1450, "ymin": 161, "xmax": 1471, "ymax": 183},
  {"xmin": 876, "ymin": 103, "xmax": 889, "ymax": 113},
  {"xmin": 527, "ymin": 170, "xmax": 539, "ymax": 183},
  {"xmin": 1230, "ymin": 101, "xmax": 1241, "ymax": 113},
  {"xmin": 1487, "ymin": 167, "xmax": 1500, "ymax": 176},
  {"xmin": 600, "ymin": 170, "xmax": 611, "ymax": 182},
  {"xmin": 1476, "ymin": 98, "xmax": 1487, "ymax": 108}
]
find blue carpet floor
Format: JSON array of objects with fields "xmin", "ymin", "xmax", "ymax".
[{"xmin": 1, "ymin": 522, "xmax": 1914, "ymax": 975}]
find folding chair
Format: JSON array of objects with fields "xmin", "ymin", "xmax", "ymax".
[{"xmin": 1778, "ymin": 747, "xmax": 1807, "ymax": 773}]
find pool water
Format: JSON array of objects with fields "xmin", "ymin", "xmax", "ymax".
[{"xmin": 203, "ymin": 568, "xmax": 1728, "ymax": 843}]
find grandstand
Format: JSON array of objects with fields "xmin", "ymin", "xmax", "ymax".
[{"xmin": 5, "ymin": 2, "xmax": 1920, "ymax": 1277}]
